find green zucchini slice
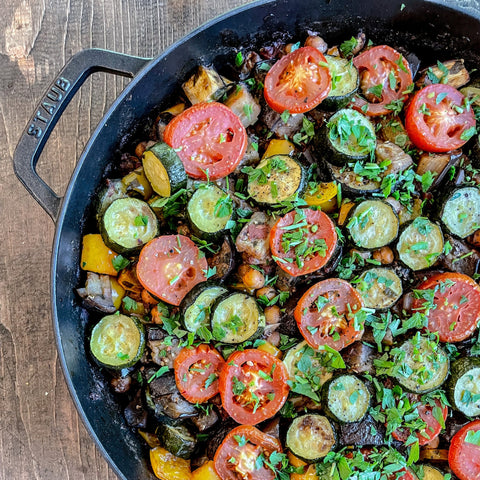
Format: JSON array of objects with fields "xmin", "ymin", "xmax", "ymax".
[
  {"xmin": 90, "ymin": 314, "xmax": 145, "ymax": 369},
  {"xmin": 246, "ymin": 154, "xmax": 307, "ymax": 205},
  {"xmin": 210, "ymin": 292, "xmax": 265, "ymax": 344},
  {"xmin": 397, "ymin": 334, "xmax": 449, "ymax": 394},
  {"xmin": 181, "ymin": 282, "xmax": 228, "ymax": 336},
  {"xmin": 157, "ymin": 423, "xmax": 196, "ymax": 459},
  {"xmin": 186, "ymin": 184, "xmax": 234, "ymax": 240},
  {"xmin": 326, "ymin": 161, "xmax": 382, "ymax": 195},
  {"xmin": 347, "ymin": 200, "xmax": 399, "ymax": 249},
  {"xmin": 322, "ymin": 374, "xmax": 371, "ymax": 423},
  {"xmin": 101, "ymin": 197, "xmax": 159, "ymax": 254},
  {"xmin": 143, "ymin": 142, "xmax": 187, "ymax": 197},
  {"xmin": 354, "ymin": 268, "xmax": 403, "ymax": 311},
  {"xmin": 422, "ymin": 465, "xmax": 447, "ymax": 480},
  {"xmin": 322, "ymin": 55, "xmax": 359, "ymax": 111},
  {"xmin": 324, "ymin": 108, "xmax": 376, "ymax": 166},
  {"xmin": 447, "ymin": 357, "xmax": 480, "ymax": 417},
  {"xmin": 286, "ymin": 414, "xmax": 336, "ymax": 463},
  {"xmin": 396, "ymin": 217, "xmax": 444, "ymax": 271},
  {"xmin": 440, "ymin": 187, "xmax": 480, "ymax": 239}
]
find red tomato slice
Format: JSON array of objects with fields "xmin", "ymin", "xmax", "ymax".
[
  {"xmin": 352, "ymin": 45, "xmax": 413, "ymax": 116},
  {"xmin": 174, "ymin": 344, "xmax": 225, "ymax": 403},
  {"xmin": 405, "ymin": 84, "xmax": 476, "ymax": 152},
  {"xmin": 269, "ymin": 208, "xmax": 338, "ymax": 277},
  {"xmin": 163, "ymin": 102, "xmax": 247, "ymax": 181},
  {"xmin": 412, "ymin": 272, "xmax": 480, "ymax": 342},
  {"xmin": 219, "ymin": 349, "xmax": 289, "ymax": 425},
  {"xmin": 136, "ymin": 235, "xmax": 207, "ymax": 306},
  {"xmin": 264, "ymin": 46, "xmax": 331, "ymax": 114},
  {"xmin": 294, "ymin": 278, "xmax": 364, "ymax": 351},
  {"xmin": 449, "ymin": 420, "xmax": 480, "ymax": 480},
  {"xmin": 214, "ymin": 425, "xmax": 282, "ymax": 480},
  {"xmin": 392, "ymin": 397, "xmax": 448, "ymax": 446}
]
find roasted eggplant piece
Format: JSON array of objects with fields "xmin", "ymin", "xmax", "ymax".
[
  {"xmin": 338, "ymin": 414, "xmax": 386, "ymax": 446},
  {"xmin": 439, "ymin": 234, "xmax": 480, "ymax": 277},
  {"xmin": 207, "ymin": 236, "xmax": 236, "ymax": 282},
  {"xmin": 342, "ymin": 341, "xmax": 377, "ymax": 376},
  {"xmin": 77, "ymin": 272, "xmax": 121, "ymax": 313},
  {"xmin": 416, "ymin": 59, "xmax": 470, "ymax": 89},
  {"xmin": 124, "ymin": 391, "xmax": 148, "ymax": 429}
]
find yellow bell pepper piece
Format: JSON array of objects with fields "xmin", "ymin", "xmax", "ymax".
[
  {"xmin": 110, "ymin": 278, "xmax": 125, "ymax": 310},
  {"xmin": 262, "ymin": 139, "xmax": 295, "ymax": 159},
  {"xmin": 257, "ymin": 341, "xmax": 282, "ymax": 358},
  {"xmin": 338, "ymin": 201, "xmax": 355, "ymax": 226},
  {"xmin": 288, "ymin": 452, "xmax": 319, "ymax": 480},
  {"xmin": 150, "ymin": 447, "xmax": 192, "ymax": 480},
  {"xmin": 191, "ymin": 461, "xmax": 221, "ymax": 480},
  {"xmin": 304, "ymin": 182, "xmax": 338, "ymax": 212},
  {"xmin": 80, "ymin": 234, "xmax": 118, "ymax": 276}
]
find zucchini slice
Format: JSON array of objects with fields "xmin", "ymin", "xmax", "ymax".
[
  {"xmin": 322, "ymin": 55, "xmax": 359, "ymax": 111},
  {"xmin": 440, "ymin": 187, "xmax": 480, "ymax": 239},
  {"xmin": 354, "ymin": 268, "xmax": 403, "ymax": 311},
  {"xmin": 246, "ymin": 154, "xmax": 307, "ymax": 205},
  {"xmin": 447, "ymin": 357, "xmax": 480, "ymax": 417},
  {"xmin": 326, "ymin": 161, "xmax": 382, "ymax": 195},
  {"xmin": 396, "ymin": 217, "xmax": 444, "ymax": 271},
  {"xmin": 90, "ymin": 314, "xmax": 145, "ymax": 369},
  {"xmin": 187, "ymin": 184, "xmax": 234, "ymax": 240},
  {"xmin": 397, "ymin": 334, "xmax": 449, "ymax": 394},
  {"xmin": 422, "ymin": 465, "xmax": 447, "ymax": 480},
  {"xmin": 211, "ymin": 292, "xmax": 265, "ymax": 344},
  {"xmin": 95, "ymin": 179, "xmax": 128, "ymax": 221},
  {"xmin": 347, "ymin": 200, "xmax": 399, "ymax": 249},
  {"xmin": 181, "ymin": 282, "xmax": 228, "ymax": 335},
  {"xmin": 101, "ymin": 197, "xmax": 159, "ymax": 254},
  {"xmin": 286, "ymin": 414, "xmax": 336, "ymax": 463},
  {"xmin": 157, "ymin": 423, "xmax": 196, "ymax": 459},
  {"xmin": 322, "ymin": 374, "xmax": 371, "ymax": 423},
  {"xmin": 143, "ymin": 142, "xmax": 187, "ymax": 197},
  {"xmin": 323, "ymin": 108, "xmax": 376, "ymax": 166}
]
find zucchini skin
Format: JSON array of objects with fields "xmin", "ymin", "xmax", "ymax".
[
  {"xmin": 447, "ymin": 356, "xmax": 480, "ymax": 417},
  {"xmin": 157, "ymin": 423, "xmax": 196, "ymax": 459},
  {"xmin": 325, "ymin": 160, "xmax": 382, "ymax": 195},
  {"xmin": 322, "ymin": 56, "xmax": 360, "ymax": 111}
]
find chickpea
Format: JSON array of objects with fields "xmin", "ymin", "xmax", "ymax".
[
  {"xmin": 265, "ymin": 305, "xmax": 281, "ymax": 325},
  {"xmin": 256, "ymin": 286, "xmax": 277, "ymax": 301},
  {"xmin": 372, "ymin": 246, "xmax": 394, "ymax": 265},
  {"xmin": 304, "ymin": 35, "xmax": 328, "ymax": 53},
  {"xmin": 241, "ymin": 266, "xmax": 265, "ymax": 290},
  {"xmin": 135, "ymin": 141, "xmax": 148, "ymax": 159}
]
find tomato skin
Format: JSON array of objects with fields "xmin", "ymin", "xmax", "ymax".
[
  {"xmin": 392, "ymin": 398, "xmax": 448, "ymax": 446},
  {"xmin": 412, "ymin": 272, "xmax": 480, "ymax": 342},
  {"xmin": 214, "ymin": 425, "xmax": 282, "ymax": 480},
  {"xmin": 219, "ymin": 349, "xmax": 289, "ymax": 425},
  {"xmin": 264, "ymin": 46, "xmax": 331, "ymax": 114},
  {"xmin": 294, "ymin": 278, "xmax": 364, "ymax": 351},
  {"xmin": 449, "ymin": 419, "xmax": 480, "ymax": 480},
  {"xmin": 269, "ymin": 208, "xmax": 338, "ymax": 277},
  {"xmin": 352, "ymin": 45, "xmax": 412, "ymax": 116},
  {"xmin": 163, "ymin": 102, "xmax": 247, "ymax": 181},
  {"xmin": 174, "ymin": 344, "xmax": 225, "ymax": 403},
  {"xmin": 136, "ymin": 235, "xmax": 207, "ymax": 306},
  {"xmin": 405, "ymin": 84, "xmax": 476, "ymax": 152}
]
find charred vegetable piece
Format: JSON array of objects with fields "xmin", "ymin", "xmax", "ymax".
[
  {"xmin": 397, "ymin": 334, "xmax": 449, "ymax": 394},
  {"xmin": 440, "ymin": 187, "xmax": 480, "ymax": 239},
  {"xmin": 396, "ymin": 217, "xmax": 443, "ymax": 270},
  {"xmin": 90, "ymin": 314, "xmax": 145, "ymax": 369},
  {"xmin": 286, "ymin": 414, "xmax": 336, "ymax": 463},
  {"xmin": 322, "ymin": 374, "xmax": 370, "ymax": 423},
  {"xmin": 447, "ymin": 357, "xmax": 480, "ymax": 417},
  {"xmin": 416, "ymin": 59, "xmax": 470, "ymax": 89},
  {"xmin": 182, "ymin": 65, "xmax": 230, "ymax": 105},
  {"xmin": 223, "ymin": 83, "xmax": 261, "ymax": 127},
  {"xmin": 77, "ymin": 272, "xmax": 125, "ymax": 313},
  {"xmin": 347, "ymin": 200, "xmax": 399, "ymax": 250},
  {"xmin": 157, "ymin": 423, "xmax": 196, "ymax": 459},
  {"xmin": 101, "ymin": 197, "xmax": 159, "ymax": 255}
]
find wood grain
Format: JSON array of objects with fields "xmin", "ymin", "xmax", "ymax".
[{"xmin": 0, "ymin": 0, "xmax": 251, "ymax": 478}]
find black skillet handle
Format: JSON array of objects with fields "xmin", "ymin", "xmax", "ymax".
[{"xmin": 13, "ymin": 48, "xmax": 151, "ymax": 222}]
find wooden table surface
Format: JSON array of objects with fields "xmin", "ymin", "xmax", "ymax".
[{"xmin": 0, "ymin": 0, "xmax": 251, "ymax": 478}]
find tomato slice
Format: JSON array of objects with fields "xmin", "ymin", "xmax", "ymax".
[
  {"xmin": 405, "ymin": 84, "xmax": 476, "ymax": 152},
  {"xmin": 214, "ymin": 425, "xmax": 282, "ymax": 480},
  {"xmin": 269, "ymin": 208, "xmax": 338, "ymax": 277},
  {"xmin": 174, "ymin": 344, "xmax": 225, "ymax": 403},
  {"xmin": 136, "ymin": 235, "xmax": 207, "ymax": 306},
  {"xmin": 219, "ymin": 349, "xmax": 289, "ymax": 425},
  {"xmin": 449, "ymin": 419, "xmax": 480, "ymax": 480},
  {"xmin": 352, "ymin": 45, "xmax": 413, "ymax": 116},
  {"xmin": 412, "ymin": 272, "xmax": 480, "ymax": 342},
  {"xmin": 163, "ymin": 102, "xmax": 247, "ymax": 181},
  {"xmin": 391, "ymin": 396, "xmax": 448, "ymax": 446},
  {"xmin": 264, "ymin": 46, "xmax": 331, "ymax": 114},
  {"xmin": 294, "ymin": 278, "xmax": 364, "ymax": 351}
]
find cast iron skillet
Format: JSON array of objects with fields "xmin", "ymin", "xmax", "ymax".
[{"xmin": 12, "ymin": 0, "xmax": 480, "ymax": 478}]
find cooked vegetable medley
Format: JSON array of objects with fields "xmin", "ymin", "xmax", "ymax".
[{"xmin": 78, "ymin": 27, "xmax": 480, "ymax": 480}]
